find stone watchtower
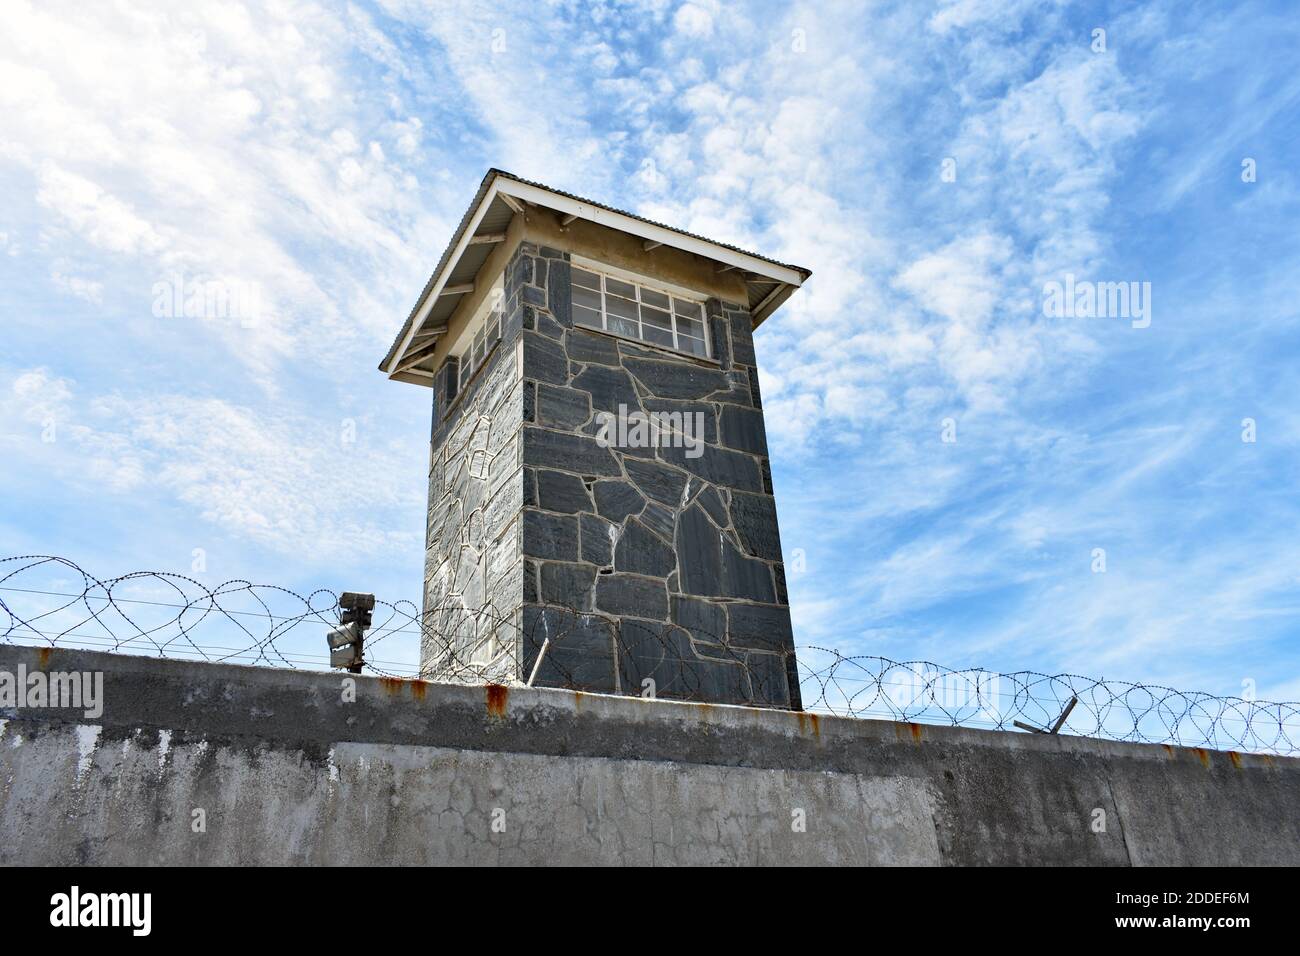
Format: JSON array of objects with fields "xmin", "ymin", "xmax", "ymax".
[{"xmin": 381, "ymin": 170, "xmax": 811, "ymax": 708}]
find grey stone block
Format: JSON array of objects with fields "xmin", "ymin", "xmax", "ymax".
[
  {"xmin": 511, "ymin": 253, "xmax": 534, "ymax": 289},
  {"xmin": 693, "ymin": 484, "xmax": 729, "ymax": 528},
  {"xmin": 535, "ymin": 384, "xmax": 591, "ymax": 430},
  {"xmin": 706, "ymin": 386, "xmax": 753, "ymax": 407},
  {"xmin": 580, "ymin": 512, "xmax": 616, "ymax": 566},
  {"xmin": 640, "ymin": 500, "xmax": 676, "ymax": 542},
  {"xmin": 593, "ymin": 479, "xmax": 645, "ymax": 523},
  {"xmin": 523, "ymin": 331, "xmax": 568, "ymax": 385},
  {"xmin": 615, "ymin": 518, "xmax": 676, "ymax": 577},
  {"xmin": 535, "ymin": 310, "xmax": 566, "ymax": 340},
  {"xmin": 566, "ymin": 328, "xmax": 620, "ymax": 366},
  {"xmin": 523, "ymin": 467, "xmax": 537, "ymax": 506},
  {"xmin": 540, "ymin": 561, "xmax": 597, "ymax": 609},
  {"xmin": 743, "ymin": 650, "xmax": 791, "ymax": 707},
  {"xmin": 675, "ymin": 504, "xmax": 722, "ymax": 597},
  {"xmin": 708, "ymin": 308, "xmax": 731, "ymax": 370},
  {"xmin": 522, "ymin": 509, "xmax": 579, "ymax": 561},
  {"xmin": 730, "ymin": 491, "xmax": 781, "ymax": 560},
  {"xmin": 642, "ymin": 399, "xmax": 717, "ymax": 444},
  {"xmin": 520, "ymin": 606, "xmax": 615, "ymax": 693},
  {"xmin": 623, "ymin": 357, "xmax": 728, "ymax": 400},
  {"xmin": 721, "ymin": 543, "xmax": 776, "ymax": 603},
  {"xmin": 523, "ymin": 427, "xmax": 621, "ymax": 477},
  {"xmin": 746, "ymin": 365, "xmax": 762, "ymax": 408},
  {"xmin": 573, "ymin": 364, "xmax": 640, "ymax": 415},
  {"xmin": 536, "ymin": 469, "xmax": 594, "ymax": 514},
  {"xmin": 595, "ymin": 573, "xmax": 668, "ymax": 620},
  {"xmin": 616, "ymin": 620, "xmax": 750, "ymax": 705},
  {"xmin": 671, "ymin": 594, "xmax": 726, "ymax": 643},
  {"xmin": 719, "ymin": 405, "xmax": 768, "ymax": 455},
  {"xmin": 728, "ymin": 311, "xmax": 756, "ymax": 366},
  {"xmin": 547, "ymin": 259, "xmax": 572, "ymax": 328},
  {"xmin": 524, "ymin": 559, "xmax": 539, "ymax": 602},
  {"xmin": 727, "ymin": 602, "xmax": 794, "ymax": 653},
  {"xmin": 625, "ymin": 457, "xmax": 688, "ymax": 505},
  {"xmin": 658, "ymin": 441, "xmax": 762, "ymax": 492},
  {"xmin": 676, "ymin": 503, "xmax": 776, "ymax": 603}
]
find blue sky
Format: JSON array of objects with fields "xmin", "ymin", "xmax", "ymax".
[{"xmin": 1, "ymin": 0, "xmax": 1298, "ymax": 699}]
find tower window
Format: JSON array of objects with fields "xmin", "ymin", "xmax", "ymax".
[
  {"xmin": 453, "ymin": 278, "xmax": 504, "ymax": 398},
  {"xmin": 570, "ymin": 262, "xmax": 709, "ymax": 358}
]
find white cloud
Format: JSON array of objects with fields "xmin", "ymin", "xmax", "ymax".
[
  {"xmin": 36, "ymin": 167, "xmax": 167, "ymax": 256},
  {"xmin": 50, "ymin": 270, "xmax": 104, "ymax": 305},
  {"xmin": 2, "ymin": 367, "xmax": 423, "ymax": 557},
  {"xmin": 673, "ymin": 3, "xmax": 715, "ymax": 39}
]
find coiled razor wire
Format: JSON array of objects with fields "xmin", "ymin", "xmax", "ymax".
[{"xmin": 1, "ymin": 555, "xmax": 1296, "ymax": 756}]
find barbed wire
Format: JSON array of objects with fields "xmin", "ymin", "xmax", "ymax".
[
  {"xmin": 2, "ymin": 555, "xmax": 1296, "ymax": 755},
  {"xmin": 798, "ymin": 647, "xmax": 1299, "ymax": 756}
]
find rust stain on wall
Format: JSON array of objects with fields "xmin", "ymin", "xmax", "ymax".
[
  {"xmin": 485, "ymin": 684, "xmax": 509, "ymax": 717},
  {"xmin": 796, "ymin": 712, "xmax": 821, "ymax": 737}
]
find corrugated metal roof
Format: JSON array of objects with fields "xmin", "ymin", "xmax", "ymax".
[
  {"xmin": 381, "ymin": 169, "xmax": 811, "ymax": 375},
  {"xmin": 494, "ymin": 170, "xmax": 809, "ymax": 276}
]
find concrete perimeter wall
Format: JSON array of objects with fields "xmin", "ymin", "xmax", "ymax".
[{"xmin": 1, "ymin": 644, "xmax": 1296, "ymax": 866}]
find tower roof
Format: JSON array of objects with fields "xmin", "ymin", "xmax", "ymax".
[{"xmin": 380, "ymin": 169, "xmax": 811, "ymax": 381}]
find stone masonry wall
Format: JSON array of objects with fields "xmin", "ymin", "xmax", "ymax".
[
  {"xmin": 422, "ymin": 240, "xmax": 800, "ymax": 709},
  {"xmin": 513, "ymin": 243, "xmax": 801, "ymax": 709},
  {"xmin": 421, "ymin": 247, "xmax": 529, "ymax": 682}
]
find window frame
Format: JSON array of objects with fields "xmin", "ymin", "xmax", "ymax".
[
  {"xmin": 569, "ymin": 256, "xmax": 712, "ymax": 360},
  {"xmin": 449, "ymin": 275, "xmax": 505, "ymax": 403}
]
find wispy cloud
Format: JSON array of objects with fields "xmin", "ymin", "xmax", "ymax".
[{"xmin": 1, "ymin": 0, "xmax": 1298, "ymax": 698}]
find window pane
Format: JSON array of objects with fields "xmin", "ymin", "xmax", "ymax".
[
  {"xmin": 643, "ymin": 325, "xmax": 674, "ymax": 348},
  {"xmin": 574, "ymin": 286, "xmax": 602, "ymax": 311},
  {"xmin": 678, "ymin": 335, "xmax": 706, "ymax": 357},
  {"xmin": 673, "ymin": 299, "xmax": 703, "ymax": 319},
  {"xmin": 606, "ymin": 277, "xmax": 636, "ymax": 300},
  {"xmin": 573, "ymin": 303, "xmax": 602, "ymax": 328},
  {"xmin": 607, "ymin": 294, "xmax": 637, "ymax": 321},
  {"xmin": 572, "ymin": 267, "xmax": 600, "ymax": 290},
  {"xmin": 676, "ymin": 317, "xmax": 703, "ymax": 339},
  {"xmin": 640, "ymin": 304, "xmax": 671, "ymax": 329},
  {"xmin": 641, "ymin": 288, "xmax": 670, "ymax": 310},
  {"xmin": 608, "ymin": 315, "xmax": 638, "ymax": 338}
]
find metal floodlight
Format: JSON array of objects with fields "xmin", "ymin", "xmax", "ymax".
[
  {"xmin": 339, "ymin": 591, "xmax": 376, "ymax": 611},
  {"xmin": 327, "ymin": 623, "xmax": 358, "ymax": 650},
  {"xmin": 340, "ymin": 607, "xmax": 372, "ymax": 626},
  {"xmin": 328, "ymin": 591, "xmax": 374, "ymax": 674},
  {"xmin": 330, "ymin": 644, "xmax": 361, "ymax": 668}
]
